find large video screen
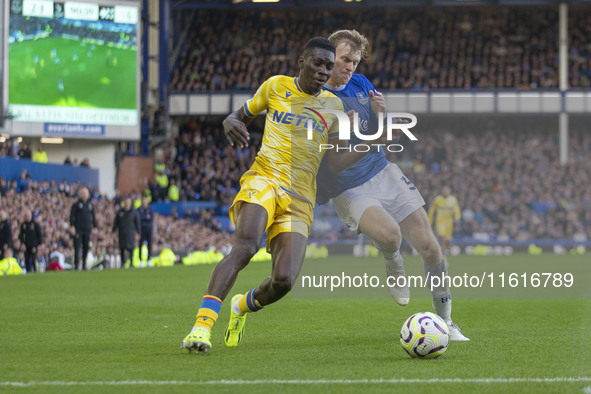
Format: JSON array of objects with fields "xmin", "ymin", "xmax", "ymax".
[{"xmin": 4, "ymin": 0, "xmax": 140, "ymax": 139}]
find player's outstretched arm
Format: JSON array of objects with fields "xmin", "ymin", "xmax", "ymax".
[{"xmin": 222, "ymin": 107, "xmax": 254, "ymax": 148}]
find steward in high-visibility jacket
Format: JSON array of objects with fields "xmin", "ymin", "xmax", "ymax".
[
  {"xmin": 159, "ymin": 248, "xmax": 176, "ymax": 266},
  {"xmin": 1, "ymin": 250, "xmax": 23, "ymax": 275},
  {"xmin": 32, "ymin": 146, "xmax": 48, "ymax": 163}
]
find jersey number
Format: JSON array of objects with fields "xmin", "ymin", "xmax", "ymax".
[{"xmin": 400, "ymin": 176, "xmax": 416, "ymax": 191}]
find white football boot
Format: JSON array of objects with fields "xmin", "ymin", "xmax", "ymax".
[
  {"xmin": 446, "ymin": 321, "xmax": 470, "ymax": 341},
  {"xmin": 385, "ymin": 251, "xmax": 410, "ymax": 306}
]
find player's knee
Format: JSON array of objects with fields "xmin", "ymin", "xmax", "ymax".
[
  {"xmin": 230, "ymin": 239, "xmax": 260, "ymax": 263},
  {"xmin": 420, "ymin": 239, "xmax": 442, "ymax": 263},
  {"xmin": 376, "ymin": 224, "xmax": 402, "ymax": 250}
]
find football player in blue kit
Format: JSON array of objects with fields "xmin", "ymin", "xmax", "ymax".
[{"xmin": 316, "ymin": 29, "xmax": 469, "ymax": 341}]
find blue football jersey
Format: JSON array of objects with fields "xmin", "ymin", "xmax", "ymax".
[{"xmin": 316, "ymin": 74, "xmax": 389, "ymax": 205}]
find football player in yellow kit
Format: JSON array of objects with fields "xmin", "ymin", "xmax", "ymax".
[
  {"xmin": 181, "ymin": 37, "xmax": 384, "ymax": 354},
  {"xmin": 428, "ymin": 186, "xmax": 461, "ymax": 255}
]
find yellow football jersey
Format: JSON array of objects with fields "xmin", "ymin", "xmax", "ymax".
[
  {"xmin": 244, "ymin": 75, "xmax": 343, "ymax": 206},
  {"xmin": 428, "ymin": 195, "xmax": 461, "ymax": 225}
]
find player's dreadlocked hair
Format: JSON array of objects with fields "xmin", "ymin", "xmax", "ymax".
[
  {"xmin": 302, "ymin": 37, "xmax": 336, "ymax": 58},
  {"xmin": 328, "ymin": 29, "xmax": 370, "ymax": 60}
]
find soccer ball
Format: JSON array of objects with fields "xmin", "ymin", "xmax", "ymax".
[{"xmin": 400, "ymin": 312, "xmax": 449, "ymax": 359}]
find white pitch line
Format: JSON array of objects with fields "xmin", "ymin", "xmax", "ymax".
[{"xmin": 1, "ymin": 377, "xmax": 590, "ymax": 387}]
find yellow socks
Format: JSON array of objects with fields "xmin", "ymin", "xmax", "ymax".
[
  {"xmin": 236, "ymin": 288, "xmax": 264, "ymax": 314},
  {"xmin": 194, "ymin": 295, "xmax": 222, "ymax": 331}
]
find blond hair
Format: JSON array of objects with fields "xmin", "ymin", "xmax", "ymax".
[{"xmin": 328, "ymin": 29, "xmax": 370, "ymax": 59}]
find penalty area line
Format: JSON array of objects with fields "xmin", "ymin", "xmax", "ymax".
[{"xmin": 1, "ymin": 377, "xmax": 591, "ymax": 387}]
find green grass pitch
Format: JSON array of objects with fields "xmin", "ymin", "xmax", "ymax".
[
  {"xmin": 9, "ymin": 37, "xmax": 136, "ymax": 109},
  {"xmin": 0, "ymin": 254, "xmax": 589, "ymax": 394}
]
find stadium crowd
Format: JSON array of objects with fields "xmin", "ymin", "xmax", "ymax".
[
  {"xmin": 170, "ymin": 6, "xmax": 591, "ymax": 91},
  {"xmin": 2, "ymin": 114, "xmax": 590, "ymax": 263},
  {"xmin": 155, "ymin": 118, "xmax": 262, "ymax": 205},
  {"xmin": 398, "ymin": 119, "xmax": 591, "ymax": 242},
  {"xmin": 0, "ymin": 174, "xmax": 233, "ymax": 270},
  {"xmin": 0, "ymin": 139, "xmax": 90, "ymax": 166},
  {"xmin": 0, "ymin": 119, "xmax": 589, "ymax": 272},
  {"xmin": 162, "ymin": 117, "xmax": 591, "ymax": 243}
]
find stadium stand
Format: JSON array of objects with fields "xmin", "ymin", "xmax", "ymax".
[
  {"xmin": 172, "ymin": 118, "xmax": 261, "ymax": 204},
  {"xmin": 568, "ymin": 6, "xmax": 591, "ymax": 88},
  {"xmin": 399, "ymin": 120, "xmax": 591, "ymax": 243},
  {"xmin": 0, "ymin": 166, "xmax": 233, "ymax": 268},
  {"xmin": 3, "ymin": 3, "xmax": 591, "ymax": 270},
  {"xmin": 163, "ymin": 117, "xmax": 591, "ymax": 245},
  {"xmin": 166, "ymin": 6, "xmax": 591, "ymax": 91}
]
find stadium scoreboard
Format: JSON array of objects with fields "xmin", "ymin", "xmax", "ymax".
[
  {"xmin": 21, "ymin": 1, "xmax": 137, "ymax": 24},
  {"xmin": 3, "ymin": 0, "xmax": 141, "ymax": 140}
]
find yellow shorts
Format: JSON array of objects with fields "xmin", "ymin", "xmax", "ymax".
[
  {"xmin": 230, "ymin": 170, "xmax": 313, "ymax": 251},
  {"xmin": 435, "ymin": 222, "xmax": 453, "ymax": 240}
]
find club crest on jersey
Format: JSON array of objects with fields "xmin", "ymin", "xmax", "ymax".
[{"xmin": 355, "ymin": 91, "xmax": 369, "ymax": 105}]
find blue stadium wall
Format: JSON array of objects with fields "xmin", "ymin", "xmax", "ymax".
[{"xmin": 0, "ymin": 157, "xmax": 99, "ymax": 188}]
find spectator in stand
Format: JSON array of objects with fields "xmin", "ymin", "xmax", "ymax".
[
  {"xmin": 80, "ymin": 158, "xmax": 90, "ymax": 168},
  {"xmin": 47, "ymin": 180, "xmax": 59, "ymax": 195},
  {"xmin": 148, "ymin": 179, "xmax": 162, "ymax": 202},
  {"xmin": 17, "ymin": 170, "xmax": 30, "ymax": 194},
  {"xmin": 32, "ymin": 145, "xmax": 48, "ymax": 163},
  {"xmin": 190, "ymin": 207, "xmax": 201, "ymax": 224},
  {"xmin": 58, "ymin": 179, "xmax": 71, "ymax": 195},
  {"xmin": 202, "ymin": 210, "xmax": 222, "ymax": 233},
  {"xmin": 64, "ymin": 156, "xmax": 72, "ymax": 165},
  {"xmin": 0, "ymin": 178, "xmax": 9, "ymax": 197},
  {"xmin": 18, "ymin": 143, "xmax": 32, "ymax": 160},
  {"xmin": 19, "ymin": 209, "xmax": 43, "ymax": 273},
  {"xmin": 0, "ymin": 139, "xmax": 15, "ymax": 157}
]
